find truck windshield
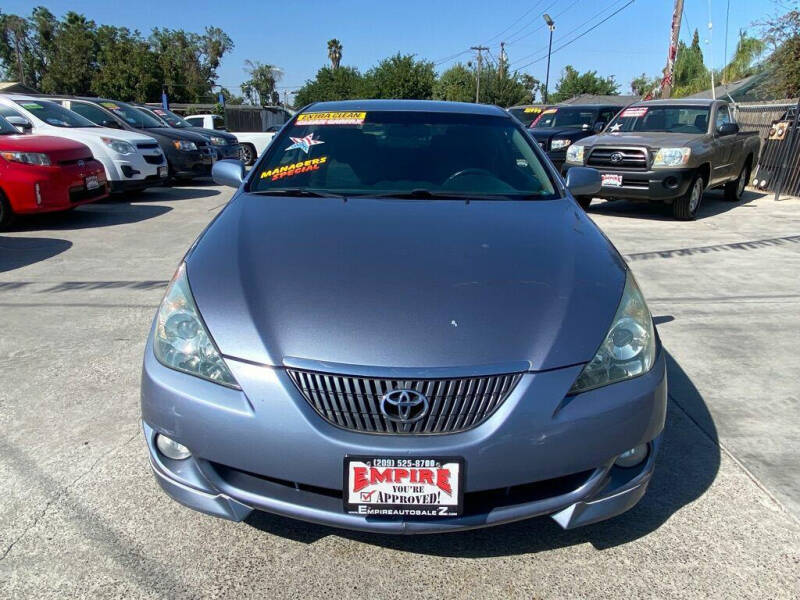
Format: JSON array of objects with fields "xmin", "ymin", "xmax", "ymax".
[
  {"xmin": 607, "ymin": 105, "xmax": 711, "ymax": 133},
  {"xmin": 15, "ymin": 100, "xmax": 97, "ymax": 128},
  {"xmin": 250, "ymin": 110, "xmax": 557, "ymax": 199},
  {"xmin": 532, "ymin": 107, "xmax": 595, "ymax": 129}
]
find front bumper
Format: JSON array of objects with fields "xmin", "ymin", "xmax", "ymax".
[
  {"xmin": 166, "ymin": 147, "xmax": 215, "ymax": 178},
  {"xmin": 213, "ymin": 144, "xmax": 242, "ymax": 161},
  {"xmin": 3, "ymin": 162, "xmax": 108, "ymax": 214},
  {"xmin": 141, "ymin": 342, "xmax": 667, "ymax": 534},
  {"xmin": 564, "ymin": 164, "xmax": 694, "ymax": 201}
]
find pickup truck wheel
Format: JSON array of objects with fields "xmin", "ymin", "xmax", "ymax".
[
  {"xmin": 673, "ymin": 173, "xmax": 705, "ymax": 220},
  {"xmin": 241, "ymin": 144, "xmax": 256, "ymax": 166},
  {"xmin": 724, "ymin": 163, "xmax": 750, "ymax": 201},
  {"xmin": 575, "ymin": 196, "xmax": 592, "ymax": 210},
  {"xmin": 0, "ymin": 191, "xmax": 15, "ymax": 230}
]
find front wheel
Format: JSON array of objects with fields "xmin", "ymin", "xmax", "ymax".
[
  {"xmin": 240, "ymin": 144, "xmax": 256, "ymax": 166},
  {"xmin": 724, "ymin": 162, "xmax": 750, "ymax": 201},
  {"xmin": 672, "ymin": 173, "xmax": 705, "ymax": 220},
  {"xmin": 575, "ymin": 196, "xmax": 592, "ymax": 210},
  {"xmin": 0, "ymin": 192, "xmax": 15, "ymax": 230}
]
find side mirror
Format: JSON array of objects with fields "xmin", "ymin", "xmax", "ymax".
[
  {"xmin": 212, "ymin": 159, "xmax": 245, "ymax": 188},
  {"xmin": 565, "ymin": 167, "xmax": 601, "ymax": 197},
  {"xmin": 594, "ymin": 121, "xmax": 605, "ymax": 132},
  {"xmin": 6, "ymin": 115, "xmax": 32, "ymax": 133},
  {"xmin": 717, "ymin": 122, "xmax": 739, "ymax": 136}
]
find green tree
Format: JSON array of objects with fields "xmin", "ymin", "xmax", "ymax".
[
  {"xmin": 434, "ymin": 63, "xmax": 475, "ymax": 103},
  {"xmin": 721, "ymin": 31, "xmax": 765, "ymax": 83},
  {"xmin": 630, "ymin": 72, "xmax": 660, "ymax": 96},
  {"xmin": 327, "ymin": 38, "xmax": 342, "ymax": 70},
  {"xmin": 672, "ymin": 29, "xmax": 711, "ymax": 97},
  {"xmin": 519, "ymin": 73, "xmax": 542, "ymax": 103},
  {"xmin": 294, "ymin": 66, "xmax": 367, "ymax": 106},
  {"xmin": 550, "ymin": 65, "xmax": 619, "ymax": 103},
  {"xmin": 761, "ymin": 4, "xmax": 800, "ymax": 97},
  {"xmin": 38, "ymin": 12, "xmax": 97, "ymax": 94},
  {"xmin": 240, "ymin": 60, "xmax": 282, "ymax": 105},
  {"xmin": 365, "ymin": 53, "xmax": 436, "ymax": 99},
  {"xmin": 92, "ymin": 26, "xmax": 160, "ymax": 102}
]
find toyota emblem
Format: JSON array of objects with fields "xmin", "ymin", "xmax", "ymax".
[
  {"xmin": 610, "ymin": 152, "xmax": 624, "ymax": 163},
  {"xmin": 380, "ymin": 389, "xmax": 429, "ymax": 423}
]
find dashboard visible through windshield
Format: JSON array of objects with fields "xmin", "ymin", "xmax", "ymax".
[{"xmin": 250, "ymin": 111, "xmax": 558, "ymax": 199}]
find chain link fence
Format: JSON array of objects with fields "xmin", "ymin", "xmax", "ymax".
[{"xmin": 733, "ymin": 99, "xmax": 800, "ymax": 200}]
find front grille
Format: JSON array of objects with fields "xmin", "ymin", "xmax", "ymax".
[
  {"xmin": 143, "ymin": 154, "xmax": 164, "ymax": 165},
  {"xmin": 59, "ymin": 156, "xmax": 93, "ymax": 166},
  {"xmin": 136, "ymin": 142, "xmax": 159, "ymax": 150},
  {"xmin": 286, "ymin": 369, "xmax": 523, "ymax": 434},
  {"xmin": 588, "ymin": 148, "xmax": 648, "ymax": 170}
]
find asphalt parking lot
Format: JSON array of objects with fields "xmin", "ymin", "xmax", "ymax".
[{"xmin": 1, "ymin": 184, "xmax": 799, "ymax": 599}]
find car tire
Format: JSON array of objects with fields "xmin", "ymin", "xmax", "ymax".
[
  {"xmin": 724, "ymin": 162, "xmax": 750, "ymax": 202},
  {"xmin": 576, "ymin": 196, "xmax": 592, "ymax": 210},
  {"xmin": 241, "ymin": 144, "xmax": 257, "ymax": 166},
  {"xmin": 0, "ymin": 191, "xmax": 15, "ymax": 230},
  {"xmin": 673, "ymin": 173, "xmax": 705, "ymax": 220}
]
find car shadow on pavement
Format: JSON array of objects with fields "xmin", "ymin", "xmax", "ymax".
[
  {"xmin": 0, "ymin": 236, "xmax": 73, "ymax": 273},
  {"xmin": 6, "ymin": 202, "xmax": 172, "ymax": 232},
  {"xmin": 108, "ymin": 185, "xmax": 221, "ymax": 203},
  {"xmin": 245, "ymin": 350, "xmax": 721, "ymax": 554},
  {"xmin": 587, "ymin": 189, "xmax": 763, "ymax": 221}
]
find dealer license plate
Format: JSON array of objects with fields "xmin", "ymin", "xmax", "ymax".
[
  {"xmin": 85, "ymin": 175, "xmax": 100, "ymax": 190},
  {"xmin": 344, "ymin": 456, "xmax": 463, "ymax": 518},
  {"xmin": 158, "ymin": 166, "xmax": 168, "ymax": 178},
  {"xmin": 602, "ymin": 173, "xmax": 623, "ymax": 187}
]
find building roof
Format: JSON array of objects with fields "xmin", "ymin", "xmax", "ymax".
[
  {"xmin": 0, "ymin": 81, "xmax": 39, "ymax": 95},
  {"xmin": 634, "ymin": 98, "xmax": 720, "ymax": 106},
  {"xmin": 685, "ymin": 71, "xmax": 774, "ymax": 102},
  {"xmin": 306, "ymin": 99, "xmax": 508, "ymax": 116},
  {"xmin": 559, "ymin": 94, "xmax": 640, "ymax": 106}
]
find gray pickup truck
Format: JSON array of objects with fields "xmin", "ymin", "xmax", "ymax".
[{"xmin": 564, "ymin": 99, "xmax": 760, "ymax": 219}]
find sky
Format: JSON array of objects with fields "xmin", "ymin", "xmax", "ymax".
[{"xmin": 2, "ymin": 0, "xmax": 778, "ymax": 100}]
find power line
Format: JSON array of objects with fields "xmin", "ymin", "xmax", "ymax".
[
  {"xmin": 503, "ymin": 0, "xmax": 562, "ymax": 46},
  {"xmin": 483, "ymin": 0, "xmax": 548, "ymax": 45},
  {"xmin": 433, "ymin": 48, "xmax": 472, "ymax": 67},
  {"xmin": 513, "ymin": 0, "xmax": 636, "ymax": 71}
]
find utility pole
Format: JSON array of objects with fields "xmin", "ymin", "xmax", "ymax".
[
  {"xmin": 661, "ymin": 0, "xmax": 684, "ymax": 98},
  {"xmin": 543, "ymin": 14, "xmax": 555, "ymax": 104},
  {"xmin": 499, "ymin": 42, "xmax": 508, "ymax": 78},
  {"xmin": 470, "ymin": 45, "xmax": 489, "ymax": 103}
]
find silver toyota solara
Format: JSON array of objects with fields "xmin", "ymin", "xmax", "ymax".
[{"xmin": 141, "ymin": 100, "xmax": 667, "ymax": 533}]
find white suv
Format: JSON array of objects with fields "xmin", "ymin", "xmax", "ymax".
[{"xmin": 0, "ymin": 94, "xmax": 168, "ymax": 193}]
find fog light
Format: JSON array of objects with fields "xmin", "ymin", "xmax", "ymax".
[
  {"xmin": 156, "ymin": 434, "xmax": 191, "ymax": 460},
  {"xmin": 34, "ymin": 183, "xmax": 43, "ymax": 206},
  {"xmin": 663, "ymin": 176, "xmax": 679, "ymax": 189},
  {"xmin": 614, "ymin": 444, "xmax": 648, "ymax": 468}
]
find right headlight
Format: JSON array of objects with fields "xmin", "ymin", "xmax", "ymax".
[
  {"xmin": 173, "ymin": 140, "xmax": 198, "ymax": 151},
  {"xmin": 569, "ymin": 270, "xmax": 656, "ymax": 394},
  {"xmin": 102, "ymin": 137, "xmax": 136, "ymax": 155},
  {"xmin": 566, "ymin": 144, "xmax": 584, "ymax": 164},
  {"xmin": 153, "ymin": 263, "xmax": 239, "ymax": 388},
  {"xmin": 652, "ymin": 147, "xmax": 691, "ymax": 168}
]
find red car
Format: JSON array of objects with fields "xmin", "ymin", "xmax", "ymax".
[{"xmin": 0, "ymin": 114, "xmax": 108, "ymax": 229}]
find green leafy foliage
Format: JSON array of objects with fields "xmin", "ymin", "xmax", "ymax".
[
  {"xmin": 294, "ymin": 66, "xmax": 368, "ymax": 107},
  {"xmin": 761, "ymin": 3, "xmax": 800, "ymax": 98},
  {"xmin": 672, "ymin": 30, "xmax": 711, "ymax": 97},
  {"xmin": 550, "ymin": 65, "xmax": 619, "ymax": 103},
  {"xmin": 240, "ymin": 60, "xmax": 282, "ymax": 105},
  {"xmin": 364, "ymin": 53, "xmax": 436, "ymax": 100}
]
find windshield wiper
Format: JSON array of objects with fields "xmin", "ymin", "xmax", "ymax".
[
  {"xmin": 363, "ymin": 189, "xmax": 515, "ymax": 200},
  {"xmin": 250, "ymin": 188, "xmax": 345, "ymax": 198}
]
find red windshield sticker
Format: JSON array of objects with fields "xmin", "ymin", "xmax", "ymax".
[
  {"xmin": 621, "ymin": 107, "xmax": 648, "ymax": 118},
  {"xmin": 260, "ymin": 156, "xmax": 328, "ymax": 181}
]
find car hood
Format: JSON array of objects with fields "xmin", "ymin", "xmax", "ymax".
[
  {"xmin": 0, "ymin": 134, "xmax": 93, "ymax": 161},
  {"xmin": 139, "ymin": 127, "xmax": 209, "ymax": 143},
  {"xmin": 183, "ymin": 126, "xmax": 238, "ymax": 143},
  {"xmin": 529, "ymin": 126, "xmax": 588, "ymax": 141},
  {"xmin": 582, "ymin": 132, "xmax": 699, "ymax": 149},
  {"xmin": 37, "ymin": 125, "xmax": 158, "ymax": 147},
  {"xmin": 186, "ymin": 195, "xmax": 626, "ymax": 371}
]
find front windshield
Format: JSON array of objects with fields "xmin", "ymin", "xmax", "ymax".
[
  {"xmin": 607, "ymin": 105, "xmax": 711, "ymax": 133},
  {"xmin": 97, "ymin": 101, "xmax": 165, "ymax": 128},
  {"xmin": 533, "ymin": 107, "xmax": 595, "ymax": 129},
  {"xmin": 250, "ymin": 110, "xmax": 557, "ymax": 198},
  {"xmin": 15, "ymin": 99, "xmax": 97, "ymax": 128},
  {"xmin": 150, "ymin": 107, "xmax": 190, "ymax": 128},
  {"xmin": 0, "ymin": 115, "xmax": 18, "ymax": 135}
]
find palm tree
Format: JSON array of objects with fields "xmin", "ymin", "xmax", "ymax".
[{"xmin": 327, "ymin": 39, "xmax": 342, "ymax": 70}]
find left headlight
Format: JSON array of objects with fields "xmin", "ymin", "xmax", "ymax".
[
  {"xmin": 652, "ymin": 147, "xmax": 691, "ymax": 168},
  {"xmin": 0, "ymin": 151, "xmax": 51, "ymax": 166},
  {"xmin": 209, "ymin": 136, "xmax": 227, "ymax": 146},
  {"xmin": 153, "ymin": 263, "xmax": 239, "ymax": 389},
  {"xmin": 566, "ymin": 144, "xmax": 584, "ymax": 164},
  {"xmin": 102, "ymin": 137, "xmax": 136, "ymax": 155},
  {"xmin": 173, "ymin": 140, "xmax": 198, "ymax": 151},
  {"xmin": 550, "ymin": 138, "xmax": 572, "ymax": 150},
  {"xmin": 569, "ymin": 270, "xmax": 656, "ymax": 394}
]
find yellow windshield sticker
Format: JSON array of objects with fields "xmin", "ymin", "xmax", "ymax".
[
  {"xmin": 296, "ymin": 111, "xmax": 366, "ymax": 126},
  {"xmin": 541, "ymin": 108, "xmax": 557, "ymax": 115},
  {"xmin": 260, "ymin": 156, "xmax": 328, "ymax": 181},
  {"xmin": 100, "ymin": 102, "xmax": 120, "ymax": 110},
  {"xmin": 523, "ymin": 107, "xmax": 542, "ymax": 113}
]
